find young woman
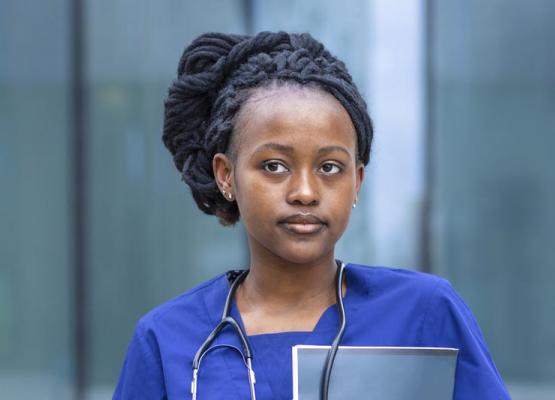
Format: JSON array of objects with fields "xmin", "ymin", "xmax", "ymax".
[{"xmin": 114, "ymin": 31, "xmax": 509, "ymax": 399}]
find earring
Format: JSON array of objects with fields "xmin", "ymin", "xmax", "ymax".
[
  {"xmin": 352, "ymin": 202, "xmax": 357, "ymax": 209},
  {"xmin": 352, "ymin": 194, "xmax": 358, "ymax": 209},
  {"xmin": 222, "ymin": 190, "xmax": 233, "ymax": 201}
]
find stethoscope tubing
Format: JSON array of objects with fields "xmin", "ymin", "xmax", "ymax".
[
  {"xmin": 321, "ymin": 261, "xmax": 346, "ymax": 400},
  {"xmin": 191, "ymin": 261, "xmax": 346, "ymax": 400}
]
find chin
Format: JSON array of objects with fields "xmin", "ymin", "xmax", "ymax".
[{"xmin": 273, "ymin": 243, "xmax": 334, "ymax": 266}]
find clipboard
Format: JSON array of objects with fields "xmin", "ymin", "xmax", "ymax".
[{"xmin": 292, "ymin": 345, "xmax": 458, "ymax": 399}]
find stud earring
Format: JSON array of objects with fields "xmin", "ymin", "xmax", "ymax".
[{"xmin": 222, "ymin": 190, "xmax": 233, "ymax": 201}]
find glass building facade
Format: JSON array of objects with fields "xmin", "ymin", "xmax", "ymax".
[{"xmin": 1, "ymin": 1, "xmax": 553, "ymax": 398}]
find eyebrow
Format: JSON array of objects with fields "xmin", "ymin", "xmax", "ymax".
[
  {"xmin": 252, "ymin": 142, "xmax": 294, "ymax": 155},
  {"xmin": 251, "ymin": 143, "xmax": 352, "ymax": 157},
  {"xmin": 317, "ymin": 145, "xmax": 351, "ymax": 157}
]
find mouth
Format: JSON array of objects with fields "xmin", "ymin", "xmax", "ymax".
[{"xmin": 278, "ymin": 213, "xmax": 327, "ymax": 235}]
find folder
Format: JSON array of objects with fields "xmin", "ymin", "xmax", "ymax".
[{"xmin": 292, "ymin": 346, "xmax": 458, "ymax": 399}]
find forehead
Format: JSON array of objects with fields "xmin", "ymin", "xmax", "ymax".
[{"xmin": 233, "ymin": 85, "xmax": 356, "ymax": 153}]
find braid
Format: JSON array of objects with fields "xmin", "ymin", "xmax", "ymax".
[{"xmin": 163, "ymin": 31, "xmax": 373, "ymax": 225}]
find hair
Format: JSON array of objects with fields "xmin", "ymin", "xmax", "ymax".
[{"xmin": 163, "ymin": 31, "xmax": 373, "ymax": 225}]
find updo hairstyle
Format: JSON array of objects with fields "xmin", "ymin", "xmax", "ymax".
[{"xmin": 163, "ymin": 31, "xmax": 373, "ymax": 225}]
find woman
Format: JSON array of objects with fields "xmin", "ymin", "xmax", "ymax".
[{"xmin": 114, "ymin": 31, "xmax": 509, "ymax": 399}]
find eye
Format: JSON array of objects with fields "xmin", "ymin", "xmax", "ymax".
[
  {"xmin": 262, "ymin": 160, "xmax": 289, "ymax": 174},
  {"xmin": 319, "ymin": 162, "xmax": 342, "ymax": 175}
]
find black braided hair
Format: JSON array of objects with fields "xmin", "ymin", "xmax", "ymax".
[{"xmin": 163, "ymin": 31, "xmax": 373, "ymax": 225}]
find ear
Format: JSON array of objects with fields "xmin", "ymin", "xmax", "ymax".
[
  {"xmin": 213, "ymin": 153, "xmax": 234, "ymax": 200},
  {"xmin": 355, "ymin": 162, "xmax": 364, "ymax": 197}
]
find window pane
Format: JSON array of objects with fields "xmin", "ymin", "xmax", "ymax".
[
  {"xmin": 430, "ymin": 1, "xmax": 555, "ymax": 398},
  {"xmin": 83, "ymin": 1, "xmax": 248, "ymax": 397},
  {"xmin": 0, "ymin": 0, "xmax": 73, "ymax": 398}
]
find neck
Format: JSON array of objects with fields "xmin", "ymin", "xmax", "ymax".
[
  {"xmin": 236, "ymin": 241, "xmax": 346, "ymax": 335},
  {"xmin": 243, "ymin": 248, "xmax": 338, "ymax": 308}
]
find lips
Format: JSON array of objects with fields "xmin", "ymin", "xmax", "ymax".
[{"xmin": 278, "ymin": 213, "xmax": 326, "ymax": 235}]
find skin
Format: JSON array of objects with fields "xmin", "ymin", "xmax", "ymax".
[{"xmin": 213, "ymin": 84, "xmax": 364, "ymax": 335}]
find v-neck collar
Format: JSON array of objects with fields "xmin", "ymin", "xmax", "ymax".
[
  {"xmin": 200, "ymin": 263, "xmax": 371, "ymax": 400},
  {"xmin": 203, "ymin": 263, "xmax": 369, "ymax": 337}
]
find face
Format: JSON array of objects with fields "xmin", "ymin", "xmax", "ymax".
[{"xmin": 213, "ymin": 85, "xmax": 364, "ymax": 266}]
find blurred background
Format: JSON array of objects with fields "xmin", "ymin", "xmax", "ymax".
[{"xmin": 1, "ymin": 0, "xmax": 554, "ymax": 398}]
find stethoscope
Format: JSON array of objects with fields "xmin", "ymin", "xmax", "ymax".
[{"xmin": 191, "ymin": 260, "xmax": 346, "ymax": 400}]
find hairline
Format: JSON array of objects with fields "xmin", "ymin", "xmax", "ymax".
[{"xmin": 224, "ymin": 79, "xmax": 361, "ymax": 163}]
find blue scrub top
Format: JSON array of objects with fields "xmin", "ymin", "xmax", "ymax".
[{"xmin": 113, "ymin": 264, "xmax": 510, "ymax": 399}]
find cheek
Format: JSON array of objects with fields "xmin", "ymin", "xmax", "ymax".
[
  {"xmin": 234, "ymin": 172, "xmax": 276, "ymax": 220},
  {"xmin": 326, "ymin": 178, "xmax": 356, "ymax": 225},
  {"xmin": 331, "ymin": 200, "xmax": 353, "ymax": 230},
  {"xmin": 327, "ymin": 172, "xmax": 357, "ymax": 200}
]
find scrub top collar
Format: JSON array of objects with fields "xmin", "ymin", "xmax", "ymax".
[{"xmin": 200, "ymin": 263, "xmax": 371, "ymax": 343}]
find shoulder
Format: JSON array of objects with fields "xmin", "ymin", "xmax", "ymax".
[
  {"xmin": 346, "ymin": 263, "xmax": 458, "ymax": 331},
  {"xmin": 346, "ymin": 262, "xmax": 450, "ymax": 300},
  {"xmin": 114, "ymin": 274, "xmax": 231, "ymax": 398},
  {"xmin": 346, "ymin": 263, "xmax": 478, "ymax": 334},
  {"xmin": 346, "ymin": 263, "xmax": 481, "ymax": 342}
]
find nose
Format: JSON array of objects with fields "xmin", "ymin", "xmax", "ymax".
[{"xmin": 286, "ymin": 169, "xmax": 320, "ymax": 206}]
